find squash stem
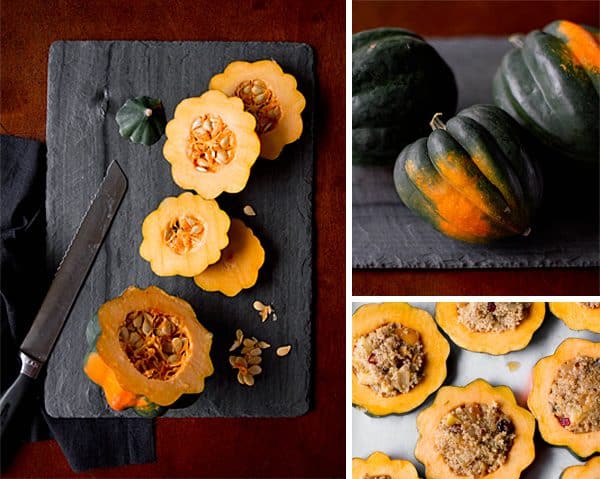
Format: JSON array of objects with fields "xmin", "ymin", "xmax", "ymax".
[
  {"xmin": 429, "ymin": 112, "xmax": 447, "ymax": 131},
  {"xmin": 144, "ymin": 108, "xmax": 153, "ymax": 117},
  {"xmin": 509, "ymin": 34, "xmax": 524, "ymax": 48}
]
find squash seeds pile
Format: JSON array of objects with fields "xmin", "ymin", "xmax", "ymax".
[
  {"xmin": 187, "ymin": 113, "xmax": 237, "ymax": 173},
  {"xmin": 229, "ymin": 329, "xmax": 269, "ymax": 386},
  {"xmin": 234, "ymin": 79, "xmax": 282, "ymax": 134},
  {"xmin": 119, "ymin": 309, "xmax": 190, "ymax": 380},
  {"xmin": 163, "ymin": 215, "xmax": 205, "ymax": 255}
]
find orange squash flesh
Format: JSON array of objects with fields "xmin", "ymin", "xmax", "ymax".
[
  {"xmin": 209, "ymin": 60, "xmax": 306, "ymax": 160},
  {"xmin": 561, "ymin": 457, "xmax": 600, "ymax": 479},
  {"xmin": 528, "ymin": 338, "xmax": 600, "ymax": 459},
  {"xmin": 352, "ymin": 303, "xmax": 450, "ymax": 416},
  {"xmin": 193, "ymin": 218, "xmax": 265, "ymax": 297},
  {"xmin": 435, "ymin": 302, "xmax": 546, "ymax": 354},
  {"xmin": 352, "ymin": 451, "xmax": 420, "ymax": 479},
  {"xmin": 549, "ymin": 302, "xmax": 600, "ymax": 333},
  {"xmin": 416, "ymin": 379, "xmax": 536, "ymax": 479},
  {"xmin": 554, "ymin": 20, "xmax": 600, "ymax": 74}
]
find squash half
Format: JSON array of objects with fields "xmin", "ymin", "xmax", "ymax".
[
  {"xmin": 435, "ymin": 302, "xmax": 546, "ymax": 354},
  {"xmin": 163, "ymin": 90, "xmax": 260, "ymax": 199},
  {"xmin": 561, "ymin": 457, "xmax": 600, "ymax": 479},
  {"xmin": 415, "ymin": 379, "xmax": 536, "ymax": 479},
  {"xmin": 352, "ymin": 452, "xmax": 420, "ymax": 479},
  {"xmin": 550, "ymin": 302, "xmax": 600, "ymax": 333},
  {"xmin": 209, "ymin": 60, "xmax": 306, "ymax": 159},
  {"xmin": 93, "ymin": 286, "xmax": 214, "ymax": 407},
  {"xmin": 352, "ymin": 302, "xmax": 450, "ymax": 416},
  {"xmin": 528, "ymin": 338, "xmax": 600, "ymax": 459}
]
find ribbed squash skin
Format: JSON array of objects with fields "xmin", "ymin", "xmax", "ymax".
[
  {"xmin": 416, "ymin": 379, "xmax": 536, "ymax": 479},
  {"xmin": 528, "ymin": 338, "xmax": 600, "ymax": 459},
  {"xmin": 352, "ymin": 452, "xmax": 420, "ymax": 479},
  {"xmin": 352, "ymin": 28, "xmax": 457, "ymax": 164},
  {"xmin": 116, "ymin": 96, "xmax": 166, "ymax": 146},
  {"xmin": 493, "ymin": 20, "xmax": 599, "ymax": 164},
  {"xmin": 561, "ymin": 457, "xmax": 600, "ymax": 479},
  {"xmin": 394, "ymin": 104, "xmax": 543, "ymax": 243}
]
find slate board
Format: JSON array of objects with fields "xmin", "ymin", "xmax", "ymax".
[
  {"xmin": 44, "ymin": 41, "xmax": 314, "ymax": 417},
  {"xmin": 353, "ymin": 38, "xmax": 600, "ymax": 269},
  {"xmin": 352, "ymin": 302, "xmax": 600, "ymax": 479}
]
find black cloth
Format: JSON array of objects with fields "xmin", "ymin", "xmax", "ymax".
[{"xmin": 1, "ymin": 135, "xmax": 155, "ymax": 472}]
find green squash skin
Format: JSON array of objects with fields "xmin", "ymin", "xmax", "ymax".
[
  {"xmin": 393, "ymin": 104, "xmax": 543, "ymax": 244},
  {"xmin": 352, "ymin": 28, "xmax": 457, "ymax": 165},
  {"xmin": 493, "ymin": 22, "xmax": 599, "ymax": 164},
  {"xmin": 84, "ymin": 314, "xmax": 164, "ymax": 418},
  {"xmin": 116, "ymin": 96, "xmax": 166, "ymax": 146}
]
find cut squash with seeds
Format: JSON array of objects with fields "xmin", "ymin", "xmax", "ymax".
[
  {"xmin": 163, "ymin": 90, "xmax": 260, "ymax": 199},
  {"xmin": 209, "ymin": 60, "xmax": 306, "ymax": 159},
  {"xmin": 139, "ymin": 192, "xmax": 230, "ymax": 277},
  {"xmin": 193, "ymin": 218, "xmax": 264, "ymax": 296}
]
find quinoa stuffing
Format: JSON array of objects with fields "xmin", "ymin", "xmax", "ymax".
[
  {"xmin": 579, "ymin": 302, "xmax": 600, "ymax": 309},
  {"xmin": 435, "ymin": 402, "xmax": 516, "ymax": 478},
  {"xmin": 352, "ymin": 323, "xmax": 424, "ymax": 397},
  {"xmin": 456, "ymin": 302, "xmax": 531, "ymax": 333},
  {"xmin": 549, "ymin": 356, "xmax": 600, "ymax": 433}
]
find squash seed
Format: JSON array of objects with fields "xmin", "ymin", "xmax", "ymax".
[
  {"xmin": 119, "ymin": 327, "xmax": 129, "ymax": 341},
  {"xmin": 243, "ymin": 205, "xmax": 257, "ymax": 217},
  {"xmin": 276, "ymin": 345, "xmax": 292, "ymax": 357},
  {"xmin": 248, "ymin": 356, "xmax": 262, "ymax": 365}
]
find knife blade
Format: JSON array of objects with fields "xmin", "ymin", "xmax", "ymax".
[{"xmin": 0, "ymin": 160, "xmax": 127, "ymax": 437}]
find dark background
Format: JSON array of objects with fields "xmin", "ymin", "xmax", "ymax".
[
  {"xmin": 0, "ymin": 0, "xmax": 345, "ymax": 477},
  {"xmin": 353, "ymin": 0, "xmax": 600, "ymax": 295}
]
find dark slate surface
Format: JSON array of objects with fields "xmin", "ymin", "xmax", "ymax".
[
  {"xmin": 44, "ymin": 41, "xmax": 314, "ymax": 417},
  {"xmin": 353, "ymin": 38, "xmax": 600, "ymax": 269}
]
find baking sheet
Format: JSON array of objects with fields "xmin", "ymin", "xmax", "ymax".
[{"xmin": 352, "ymin": 302, "xmax": 600, "ymax": 478}]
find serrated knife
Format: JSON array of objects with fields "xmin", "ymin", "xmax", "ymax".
[{"xmin": 0, "ymin": 160, "xmax": 127, "ymax": 437}]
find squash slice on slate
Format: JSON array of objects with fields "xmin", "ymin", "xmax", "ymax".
[{"xmin": 209, "ymin": 59, "xmax": 306, "ymax": 160}]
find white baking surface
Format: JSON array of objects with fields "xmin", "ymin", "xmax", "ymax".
[{"xmin": 352, "ymin": 302, "xmax": 600, "ymax": 478}]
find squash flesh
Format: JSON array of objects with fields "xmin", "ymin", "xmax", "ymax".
[
  {"xmin": 561, "ymin": 456, "xmax": 600, "ymax": 479},
  {"xmin": 415, "ymin": 379, "xmax": 535, "ymax": 479},
  {"xmin": 549, "ymin": 302, "xmax": 600, "ymax": 333},
  {"xmin": 352, "ymin": 303, "xmax": 449, "ymax": 416},
  {"xmin": 352, "ymin": 452, "xmax": 420, "ymax": 479},
  {"xmin": 435, "ymin": 302, "xmax": 546, "ymax": 354}
]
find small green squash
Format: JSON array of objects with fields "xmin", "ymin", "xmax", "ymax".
[
  {"xmin": 393, "ymin": 104, "xmax": 543, "ymax": 243},
  {"xmin": 352, "ymin": 28, "xmax": 457, "ymax": 165},
  {"xmin": 493, "ymin": 20, "xmax": 599, "ymax": 164},
  {"xmin": 116, "ymin": 96, "xmax": 167, "ymax": 146}
]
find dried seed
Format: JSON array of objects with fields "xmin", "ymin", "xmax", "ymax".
[
  {"xmin": 229, "ymin": 339, "xmax": 241, "ymax": 352},
  {"xmin": 271, "ymin": 313, "xmax": 278, "ymax": 321},
  {"xmin": 172, "ymin": 337, "xmax": 182, "ymax": 353},
  {"xmin": 236, "ymin": 329, "xmax": 244, "ymax": 341},
  {"xmin": 243, "ymin": 205, "xmax": 256, "ymax": 217},
  {"xmin": 142, "ymin": 318, "xmax": 153, "ymax": 335},
  {"xmin": 249, "ymin": 347, "xmax": 262, "ymax": 356},
  {"xmin": 248, "ymin": 356, "xmax": 262, "ymax": 365},
  {"xmin": 229, "ymin": 355, "xmax": 239, "ymax": 367},
  {"xmin": 248, "ymin": 365, "xmax": 262, "ymax": 375},
  {"xmin": 276, "ymin": 345, "xmax": 292, "ymax": 357},
  {"xmin": 257, "ymin": 341, "xmax": 270, "ymax": 349},
  {"xmin": 119, "ymin": 327, "xmax": 129, "ymax": 342},
  {"xmin": 195, "ymin": 166, "xmax": 208, "ymax": 173},
  {"xmin": 253, "ymin": 300, "xmax": 266, "ymax": 311},
  {"xmin": 237, "ymin": 371, "xmax": 245, "ymax": 384},
  {"xmin": 243, "ymin": 374, "xmax": 255, "ymax": 386},
  {"xmin": 133, "ymin": 314, "xmax": 143, "ymax": 329},
  {"xmin": 243, "ymin": 338, "xmax": 256, "ymax": 347}
]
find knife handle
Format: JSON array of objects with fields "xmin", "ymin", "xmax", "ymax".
[{"xmin": 0, "ymin": 353, "xmax": 42, "ymax": 440}]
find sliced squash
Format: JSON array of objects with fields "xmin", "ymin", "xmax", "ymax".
[
  {"xmin": 90, "ymin": 285, "xmax": 214, "ymax": 407},
  {"xmin": 435, "ymin": 302, "xmax": 546, "ymax": 354},
  {"xmin": 209, "ymin": 60, "xmax": 306, "ymax": 159},
  {"xmin": 139, "ymin": 192, "xmax": 230, "ymax": 277},
  {"xmin": 550, "ymin": 302, "xmax": 600, "ymax": 333},
  {"xmin": 415, "ymin": 379, "xmax": 536, "ymax": 479},
  {"xmin": 352, "ymin": 303, "xmax": 450, "ymax": 416},
  {"xmin": 561, "ymin": 457, "xmax": 600, "ymax": 479},
  {"xmin": 528, "ymin": 338, "xmax": 600, "ymax": 459},
  {"xmin": 163, "ymin": 90, "xmax": 260, "ymax": 199},
  {"xmin": 352, "ymin": 451, "xmax": 420, "ymax": 479},
  {"xmin": 193, "ymin": 218, "xmax": 264, "ymax": 296}
]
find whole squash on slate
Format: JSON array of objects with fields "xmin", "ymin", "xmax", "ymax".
[
  {"xmin": 352, "ymin": 27, "xmax": 457, "ymax": 165},
  {"xmin": 493, "ymin": 20, "xmax": 599, "ymax": 165},
  {"xmin": 393, "ymin": 104, "xmax": 543, "ymax": 244}
]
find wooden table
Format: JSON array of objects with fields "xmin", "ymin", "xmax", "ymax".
[
  {"xmin": 353, "ymin": 0, "xmax": 600, "ymax": 295},
  {"xmin": 1, "ymin": 0, "xmax": 345, "ymax": 477}
]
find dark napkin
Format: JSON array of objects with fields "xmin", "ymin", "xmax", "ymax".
[{"xmin": 0, "ymin": 135, "xmax": 155, "ymax": 472}]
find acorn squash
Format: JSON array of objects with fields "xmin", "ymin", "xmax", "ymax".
[
  {"xmin": 561, "ymin": 457, "xmax": 600, "ymax": 479},
  {"xmin": 352, "ymin": 27, "xmax": 457, "ymax": 164},
  {"xmin": 549, "ymin": 302, "xmax": 600, "ymax": 333},
  {"xmin": 393, "ymin": 104, "xmax": 543, "ymax": 243},
  {"xmin": 116, "ymin": 96, "xmax": 167, "ymax": 146},
  {"xmin": 352, "ymin": 302, "xmax": 450, "ymax": 417},
  {"xmin": 352, "ymin": 452, "xmax": 420, "ymax": 479},
  {"xmin": 528, "ymin": 338, "xmax": 600, "ymax": 459},
  {"xmin": 139, "ymin": 192, "xmax": 230, "ymax": 277},
  {"xmin": 415, "ymin": 379, "xmax": 536, "ymax": 479},
  {"xmin": 193, "ymin": 218, "xmax": 265, "ymax": 297},
  {"xmin": 163, "ymin": 90, "xmax": 260, "ymax": 199},
  {"xmin": 435, "ymin": 302, "xmax": 546, "ymax": 354},
  {"xmin": 493, "ymin": 20, "xmax": 599, "ymax": 164},
  {"xmin": 84, "ymin": 285, "xmax": 214, "ymax": 409},
  {"xmin": 209, "ymin": 60, "xmax": 305, "ymax": 160}
]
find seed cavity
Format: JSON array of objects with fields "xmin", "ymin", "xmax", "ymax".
[
  {"xmin": 163, "ymin": 215, "xmax": 205, "ymax": 255},
  {"xmin": 234, "ymin": 79, "xmax": 282, "ymax": 134},
  {"xmin": 187, "ymin": 113, "xmax": 236, "ymax": 173}
]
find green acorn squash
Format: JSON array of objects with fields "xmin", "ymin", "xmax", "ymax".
[
  {"xmin": 393, "ymin": 104, "xmax": 543, "ymax": 243},
  {"xmin": 116, "ymin": 96, "xmax": 166, "ymax": 146},
  {"xmin": 352, "ymin": 27, "xmax": 457, "ymax": 165},
  {"xmin": 493, "ymin": 20, "xmax": 599, "ymax": 164}
]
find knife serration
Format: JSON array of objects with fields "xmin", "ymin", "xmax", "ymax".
[{"xmin": 20, "ymin": 160, "xmax": 127, "ymax": 363}]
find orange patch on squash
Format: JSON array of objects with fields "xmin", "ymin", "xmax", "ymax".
[{"xmin": 557, "ymin": 20, "xmax": 600, "ymax": 73}]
